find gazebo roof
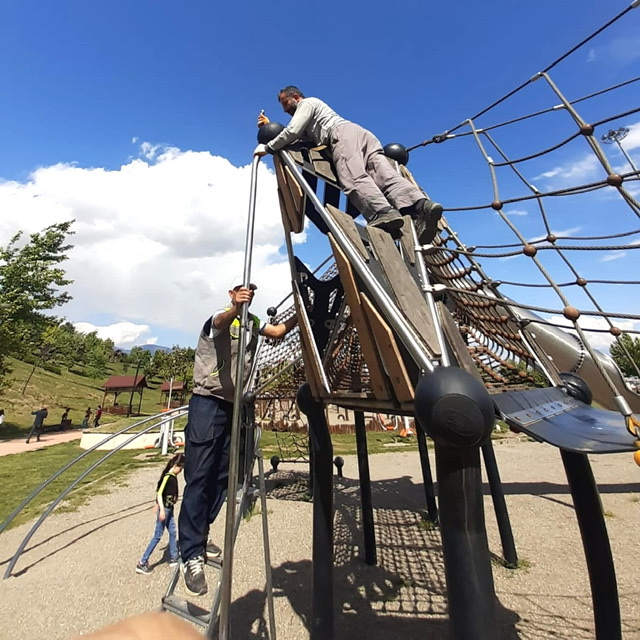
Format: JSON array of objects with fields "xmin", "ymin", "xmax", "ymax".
[
  {"xmin": 160, "ymin": 380, "xmax": 186, "ymax": 392},
  {"xmin": 102, "ymin": 375, "xmax": 148, "ymax": 391}
]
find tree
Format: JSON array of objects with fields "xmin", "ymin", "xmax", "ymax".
[
  {"xmin": 609, "ymin": 333, "xmax": 640, "ymax": 377},
  {"xmin": 155, "ymin": 346, "xmax": 195, "ymax": 403},
  {"xmin": 0, "ymin": 221, "xmax": 74, "ymax": 391}
]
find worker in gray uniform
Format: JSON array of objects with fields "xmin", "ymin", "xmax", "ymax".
[
  {"xmin": 178, "ymin": 278, "xmax": 297, "ymax": 596},
  {"xmin": 254, "ymin": 85, "xmax": 442, "ymax": 243}
]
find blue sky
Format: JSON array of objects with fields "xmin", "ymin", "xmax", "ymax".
[{"xmin": 1, "ymin": 1, "xmax": 639, "ymax": 351}]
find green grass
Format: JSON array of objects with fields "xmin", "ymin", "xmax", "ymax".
[
  {"xmin": 0, "ymin": 442, "xmax": 165, "ymax": 530},
  {"xmin": 0, "ymin": 358, "xmax": 178, "ymax": 440}
]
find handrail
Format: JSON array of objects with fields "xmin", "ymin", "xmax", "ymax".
[{"xmin": 2, "ymin": 408, "xmax": 187, "ymax": 578}]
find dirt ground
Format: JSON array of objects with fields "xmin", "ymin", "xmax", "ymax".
[{"xmin": 0, "ymin": 436, "xmax": 639, "ymax": 639}]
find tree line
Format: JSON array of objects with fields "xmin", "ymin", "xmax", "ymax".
[{"xmin": 0, "ymin": 221, "xmax": 194, "ymax": 394}]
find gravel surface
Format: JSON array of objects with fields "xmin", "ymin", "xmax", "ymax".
[{"xmin": 0, "ymin": 437, "xmax": 639, "ymax": 639}]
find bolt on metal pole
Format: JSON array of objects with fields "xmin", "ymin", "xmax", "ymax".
[{"xmin": 217, "ymin": 154, "xmax": 261, "ymax": 640}]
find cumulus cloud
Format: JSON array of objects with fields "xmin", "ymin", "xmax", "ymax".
[
  {"xmin": 74, "ymin": 321, "xmax": 157, "ymax": 348},
  {"xmin": 533, "ymin": 154, "xmax": 600, "ymax": 183},
  {"xmin": 548, "ymin": 314, "xmax": 639, "ymax": 353},
  {"xmin": 0, "ymin": 143, "xmax": 305, "ymax": 346}
]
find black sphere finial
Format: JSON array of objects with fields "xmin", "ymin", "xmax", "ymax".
[
  {"xmin": 383, "ymin": 143, "xmax": 409, "ymax": 165},
  {"xmin": 415, "ymin": 367, "xmax": 495, "ymax": 448},
  {"xmin": 257, "ymin": 123, "xmax": 285, "ymax": 144}
]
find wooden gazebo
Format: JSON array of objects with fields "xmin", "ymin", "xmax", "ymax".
[
  {"xmin": 159, "ymin": 380, "xmax": 188, "ymax": 407},
  {"xmin": 101, "ymin": 375, "xmax": 148, "ymax": 415}
]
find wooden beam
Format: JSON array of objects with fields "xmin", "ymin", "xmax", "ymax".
[
  {"xmin": 361, "ymin": 293, "xmax": 414, "ymax": 403},
  {"xmin": 325, "ymin": 204, "xmax": 369, "ymax": 261},
  {"xmin": 366, "ymin": 226, "xmax": 441, "ymax": 358},
  {"xmin": 291, "ymin": 281, "xmax": 328, "ymax": 399},
  {"xmin": 273, "ymin": 156, "xmax": 304, "ymax": 233},
  {"xmin": 329, "ymin": 234, "xmax": 391, "ymax": 401}
]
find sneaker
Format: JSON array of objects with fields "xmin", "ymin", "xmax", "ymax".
[
  {"xmin": 182, "ymin": 555, "xmax": 207, "ymax": 596},
  {"xmin": 135, "ymin": 562, "xmax": 153, "ymax": 575},
  {"xmin": 414, "ymin": 200, "xmax": 443, "ymax": 245},
  {"xmin": 205, "ymin": 540, "xmax": 222, "ymax": 560},
  {"xmin": 169, "ymin": 556, "xmax": 179, "ymax": 568},
  {"xmin": 368, "ymin": 209, "xmax": 404, "ymax": 235}
]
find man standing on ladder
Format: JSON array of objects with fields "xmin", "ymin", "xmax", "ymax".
[
  {"xmin": 179, "ymin": 277, "xmax": 298, "ymax": 596},
  {"xmin": 254, "ymin": 85, "xmax": 443, "ymax": 243}
]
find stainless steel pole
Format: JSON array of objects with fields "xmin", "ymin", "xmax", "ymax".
[{"xmin": 217, "ymin": 154, "xmax": 261, "ymax": 640}]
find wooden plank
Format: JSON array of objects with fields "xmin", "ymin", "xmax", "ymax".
[
  {"xmin": 399, "ymin": 215, "xmax": 416, "ymax": 266},
  {"xmin": 361, "ymin": 294, "xmax": 414, "ymax": 403},
  {"xmin": 308, "ymin": 147, "xmax": 338, "ymax": 184},
  {"xmin": 276, "ymin": 188, "xmax": 292, "ymax": 234},
  {"xmin": 291, "ymin": 281, "xmax": 328, "ymax": 399},
  {"xmin": 436, "ymin": 301, "xmax": 485, "ymax": 383},
  {"xmin": 329, "ymin": 235, "xmax": 391, "ymax": 401},
  {"xmin": 366, "ymin": 226, "xmax": 442, "ymax": 358},
  {"xmin": 273, "ymin": 156, "xmax": 304, "ymax": 233},
  {"xmin": 325, "ymin": 204, "xmax": 369, "ymax": 261}
]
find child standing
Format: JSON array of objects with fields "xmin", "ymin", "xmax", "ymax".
[{"xmin": 136, "ymin": 453, "xmax": 185, "ymax": 575}]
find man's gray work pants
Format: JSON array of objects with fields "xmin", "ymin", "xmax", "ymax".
[{"xmin": 329, "ymin": 121, "xmax": 424, "ymax": 221}]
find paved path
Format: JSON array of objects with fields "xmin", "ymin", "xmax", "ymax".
[
  {"xmin": 0, "ymin": 429, "xmax": 83, "ymax": 456},
  {"xmin": 0, "ymin": 439, "xmax": 639, "ymax": 639}
]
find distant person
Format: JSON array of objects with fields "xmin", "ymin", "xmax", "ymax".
[
  {"xmin": 26, "ymin": 407, "xmax": 48, "ymax": 444},
  {"xmin": 60, "ymin": 407, "xmax": 71, "ymax": 430},
  {"xmin": 136, "ymin": 453, "xmax": 185, "ymax": 575},
  {"xmin": 0, "ymin": 409, "xmax": 5, "ymax": 427},
  {"xmin": 82, "ymin": 406, "xmax": 92, "ymax": 428},
  {"xmin": 93, "ymin": 406, "xmax": 103, "ymax": 428}
]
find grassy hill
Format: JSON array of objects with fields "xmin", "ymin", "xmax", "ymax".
[{"xmin": 0, "ymin": 358, "xmax": 180, "ymax": 440}]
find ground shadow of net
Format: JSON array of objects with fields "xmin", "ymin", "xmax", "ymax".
[{"xmin": 262, "ymin": 470, "xmax": 522, "ymax": 639}]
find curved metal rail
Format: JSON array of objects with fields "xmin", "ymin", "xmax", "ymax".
[{"xmin": 2, "ymin": 407, "xmax": 187, "ymax": 579}]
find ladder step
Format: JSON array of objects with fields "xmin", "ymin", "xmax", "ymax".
[{"xmin": 161, "ymin": 595, "xmax": 211, "ymax": 628}]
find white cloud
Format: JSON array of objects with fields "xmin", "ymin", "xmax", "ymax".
[
  {"xmin": 503, "ymin": 208, "xmax": 528, "ymax": 217},
  {"xmin": 528, "ymin": 226, "xmax": 582, "ymax": 244},
  {"xmin": 533, "ymin": 154, "xmax": 599, "ymax": 183},
  {"xmin": 587, "ymin": 36, "xmax": 640, "ymax": 66},
  {"xmin": 548, "ymin": 315, "xmax": 638, "ymax": 353},
  {"xmin": 74, "ymin": 321, "xmax": 157, "ymax": 348},
  {"xmin": 0, "ymin": 143, "xmax": 304, "ymax": 345},
  {"xmin": 600, "ymin": 250, "xmax": 627, "ymax": 263}
]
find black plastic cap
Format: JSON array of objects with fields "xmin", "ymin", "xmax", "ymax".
[
  {"xmin": 383, "ymin": 142, "xmax": 409, "ymax": 165},
  {"xmin": 415, "ymin": 367, "xmax": 495, "ymax": 448},
  {"xmin": 559, "ymin": 372, "xmax": 593, "ymax": 405},
  {"xmin": 257, "ymin": 122, "xmax": 285, "ymax": 144}
]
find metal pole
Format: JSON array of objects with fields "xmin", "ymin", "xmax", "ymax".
[
  {"xmin": 218, "ymin": 154, "xmax": 261, "ymax": 640},
  {"xmin": 4, "ymin": 410, "xmax": 186, "ymax": 578},
  {"xmin": 0, "ymin": 407, "xmax": 187, "ymax": 538},
  {"xmin": 354, "ymin": 411, "xmax": 376, "ymax": 565},
  {"xmin": 279, "ymin": 150, "xmax": 434, "ymax": 374},
  {"xmin": 561, "ymin": 450, "xmax": 621, "ymax": 640},
  {"xmin": 481, "ymin": 441, "xmax": 517, "ymax": 567},
  {"xmin": 415, "ymin": 427, "xmax": 439, "ymax": 524}
]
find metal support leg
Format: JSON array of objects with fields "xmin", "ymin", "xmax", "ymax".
[
  {"xmin": 435, "ymin": 443, "xmax": 498, "ymax": 640},
  {"xmin": 354, "ymin": 411, "xmax": 376, "ymax": 565},
  {"xmin": 297, "ymin": 383, "xmax": 333, "ymax": 640},
  {"xmin": 481, "ymin": 441, "xmax": 517, "ymax": 568},
  {"xmin": 560, "ymin": 450, "xmax": 621, "ymax": 640},
  {"xmin": 416, "ymin": 427, "xmax": 439, "ymax": 525}
]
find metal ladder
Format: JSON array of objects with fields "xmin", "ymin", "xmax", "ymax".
[{"xmin": 161, "ymin": 415, "xmax": 276, "ymax": 638}]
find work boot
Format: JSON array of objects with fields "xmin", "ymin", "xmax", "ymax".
[
  {"xmin": 414, "ymin": 200, "xmax": 443, "ymax": 245},
  {"xmin": 368, "ymin": 209, "xmax": 404, "ymax": 236},
  {"xmin": 182, "ymin": 555, "xmax": 207, "ymax": 596}
]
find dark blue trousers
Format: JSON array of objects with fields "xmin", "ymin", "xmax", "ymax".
[{"xmin": 178, "ymin": 393, "xmax": 233, "ymax": 562}]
